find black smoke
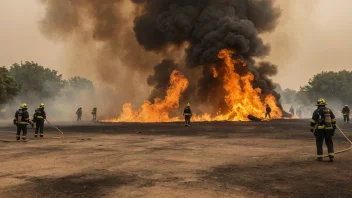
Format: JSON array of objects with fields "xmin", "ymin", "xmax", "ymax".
[
  {"xmin": 132, "ymin": 0, "xmax": 282, "ymax": 113},
  {"xmin": 40, "ymin": 0, "xmax": 285, "ymax": 116}
]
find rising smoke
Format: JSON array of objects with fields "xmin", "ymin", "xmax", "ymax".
[{"xmin": 39, "ymin": 0, "xmax": 284, "ymax": 116}]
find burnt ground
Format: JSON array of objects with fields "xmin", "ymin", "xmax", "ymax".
[{"xmin": 0, "ymin": 119, "xmax": 351, "ymax": 198}]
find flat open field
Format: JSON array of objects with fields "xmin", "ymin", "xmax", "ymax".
[{"xmin": 0, "ymin": 120, "xmax": 351, "ymax": 198}]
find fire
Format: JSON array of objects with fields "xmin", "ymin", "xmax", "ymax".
[
  {"xmin": 103, "ymin": 49, "xmax": 282, "ymax": 122},
  {"xmin": 103, "ymin": 70, "xmax": 188, "ymax": 122},
  {"xmin": 207, "ymin": 49, "xmax": 282, "ymax": 120}
]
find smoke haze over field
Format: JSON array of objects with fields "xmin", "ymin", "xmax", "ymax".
[{"xmin": 1, "ymin": 0, "xmax": 352, "ymax": 118}]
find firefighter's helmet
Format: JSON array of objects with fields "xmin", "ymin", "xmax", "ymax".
[
  {"xmin": 40, "ymin": 103, "xmax": 44, "ymax": 108},
  {"xmin": 187, "ymin": 103, "xmax": 190, "ymax": 107},
  {"xmin": 21, "ymin": 103, "xmax": 28, "ymax": 109},
  {"xmin": 316, "ymin": 98, "xmax": 327, "ymax": 106},
  {"xmin": 345, "ymin": 105, "xmax": 348, "ymax": 107}
]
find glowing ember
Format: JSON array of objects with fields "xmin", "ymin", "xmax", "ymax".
[{"xmin": 103, "ymin": 49, "xmax": 282, "ymax": 122}]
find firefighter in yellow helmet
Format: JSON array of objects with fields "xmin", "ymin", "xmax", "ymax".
[
  {"xmin": 183, "ymin": 103, "xmax": 192, "ymax": 127},
  {"xmin": 32, "ymin": 103, "xmax": 46, "ymax": 138},
  {"xmin": 14, "ymin": 103, "xmax": 33, "ymax": 141},
  {"xmin": 310, "ymin": 98, "xmax": 336, "ymax": 162}
]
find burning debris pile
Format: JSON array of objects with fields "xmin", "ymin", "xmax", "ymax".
[{"xmin": 40, "ymin": 0, "xmax": 286, "ymax": 122}]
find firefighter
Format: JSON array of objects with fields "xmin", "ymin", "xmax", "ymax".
[
  {"xmin": 91, "ymin": 107, "xmax": 97, "ymax": 121},
  {"xmin": 183, "ymin": 103, "xmax": 192, "ymax": 127},
  {"xmin": 265, "ymin": 104, "xmax": 271, "ymax": 119},
  {"xmin": 310, "ymin": 98, "xmax": 336, "ymax": 162},
  {"xmin": 341, "ymin": 105, "xmax": 350, "ymax": 123},
  {"xmin": 76, "ymin": 107, "xmax": 82, "ymax": 121},
  {"xmin": 289, "ymin": 106, "xmax": 295, "ymax": 115},
  {"xmin": 14, "ymin": 103, "xmax": 33, "ymax": 141},
  {"xmin": 33, "ymin": 103, "xmax": 46, "ymax": 138}
]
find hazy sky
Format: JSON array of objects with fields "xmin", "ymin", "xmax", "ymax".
[{"xmin": 1, "ymin": 0, "xmax": 352, "ymax": 90}]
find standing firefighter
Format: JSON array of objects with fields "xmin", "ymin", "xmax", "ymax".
[
  {"xmin": 310, "ymin": 98, "xmax": 336, "ymax": 162},
  {"xmin": 265, "ymin": 104, "xmax": 271, "ymax": 119},
  {"xmin": 14, "ymin": 103, "xmax": 33, "ymax": 141},
  {"xmin": 76, "ymin": 107, "xmax": 82, "ymax": 121},
  {"xmin": 289, "ymin": 106, "xmax": 295, "ymax": 115},
  {"xmin": 183, "ymin": 103, "xmax": 192, "ymax": 127},
  {"xmin": 342, "ymin": 105, "xmax": 350, "ymax": 123},
  {"xmin": 91, "ymin": 107, "xmax": 97, "ymax": 121},
  {"xmin": 33, "ymin": 103, "xmax": 46, "ymax": 138}
]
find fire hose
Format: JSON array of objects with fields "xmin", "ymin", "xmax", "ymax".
[
  {"xmin": 323, "ymin": 125, "xmax": 352, "ymax": 158},
  {"xmin": 45, "ymin": 119, "xmax": 64, "ymax": 139}
]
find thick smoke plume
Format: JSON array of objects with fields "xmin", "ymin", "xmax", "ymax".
[
  {"xmin": 40, "ymin": 0, "xmax": 284, "ymax": 116},
  {"xmin": 133, "ymin": 0, "xmax": 282, "ymax": 113}
]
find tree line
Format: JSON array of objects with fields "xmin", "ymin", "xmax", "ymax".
[
  {"xmin": 0, "ymin": 61, "xmax": 94, "ymax": 107},
  {"xmin": 277, "ymin": 70, "xmax": 352, "ymax": 107}
]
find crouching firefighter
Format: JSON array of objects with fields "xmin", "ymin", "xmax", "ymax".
[
  {"xmin": 310, "ymin": 98, "xmax": 337, "ymax": 162},
  {"xmin": 183, "ymin": 103, "xmax": 192, "ymax": 127},
  {"xmin": 33, "ymin": 103, "xmax": 46, "ymax": 138},
  {"xmin": 14, "ymin": 103, "xmax": 33, "ymax": 141}
]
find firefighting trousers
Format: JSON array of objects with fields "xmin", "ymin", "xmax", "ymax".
[
  {"xmin": 185, "ymin": 116, "xmax": 191, "ymax": 126},
  {"xmin": 77, "ymin": 115, "xmax": 82, "ymax": 121},
  {"xmin": 35, "ymin": 119, "xmax": 44, "ymax": 135},
  {"xmin": 16, "ymin": 124, "xmax": 27, "ymax": 138},
  {"xmin": 343, "ymin": 115, "xmax": 349, "ymax": 122},
  {"xmin": 92, "ymin": 114, "xmax": 96, "ymax": 121},
  {"xmin": 316, "ymin": 129, "xmax": 334, "ymax": 157},
  {"xmin": 265, "ymin": 113, "xmax": 271, "ymax": 119}
]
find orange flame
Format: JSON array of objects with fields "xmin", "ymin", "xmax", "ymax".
[
  {"xmin": 193, "ymin": 49, "xmax": 282, "ymax": 121},
  {"xmin": 103, "ymin": 70, "xmax": 188, "ymax": 122},
  {"xmin": 103, "ymin": 49, "xmax": 282, "ymax": 122}
]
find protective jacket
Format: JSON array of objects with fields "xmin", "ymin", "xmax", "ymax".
[
  {"xmin": 92, "ymin": 108, "xmax": 97, "ymax": 115},
  {"xmin": 14, "ymin": 109, "xmax": 30, "ymax": 125},
  {"xmin": 33, "ymin": 108, "xmax": 46, "ymax": 122},
  {"xmin": 76, "ymin": 108, "xmax": 82, "ymax": 115},
  {"xmin": 310, "ymin": 107, "xmax": 336, "ymax": 130},
  {"xmin": 183, "ymin": 107, "xmax": 192, "ymax": 116},
  {"xmin": 342, "ymin": 107, "xmax": 350, "ymax": 115}
]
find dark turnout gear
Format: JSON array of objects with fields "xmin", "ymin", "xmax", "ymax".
[
  {"xmin": 342, "ymin": 106, "xmax": 350, "ymax": 123},
  {"xmin": 310, "ymin": 99, "xmax": 336, "ymax": 161},
  {"xmin": 183, "ymin": 104, "xmax": 192, "ymax": 127},
  {"xmin": 289, "ymin": 106, "xmax": 295, "ymax": 115},
  {"xmin": 14, "ymin": 106, "xmax": 31, "ymax": 140},
  {"xmin": 92, "ymin": 107, "xmax": 97, "ymax": 121},
  {"xmin": 265, "ymin": 105, "xmax": 271, "ymax": 119},
  {"xmin": 33, "ymin": 106, "xmax": 46, "ymax": 137},
  {"xmin": 76, "ymin": 107, "xmax": 82, "ymax": 121}
]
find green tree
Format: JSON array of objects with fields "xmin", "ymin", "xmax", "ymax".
[
  {"xmin": 300, "ymin": 70, "xmax": 352, "ymax": 104},
  {"xmin": 9, "ymin": 61, "xmax": 65, "ymax": 101},
  {"xmin": 67, "ymin": 76, "xmax": 94, "ymax": 92},
  {"xmin": 0, "ymin": 67, "xmax": 21, "ymax": 104}
]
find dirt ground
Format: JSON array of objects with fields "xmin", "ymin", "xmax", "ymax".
[{"xmin": 0, "ymin": 119, "xmax": 351, "ymax": 198}]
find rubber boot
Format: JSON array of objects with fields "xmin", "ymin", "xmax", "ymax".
[
  {"xmin": 34, "ymin": 134, "xmax": 38, "ymax": 138},
  {"xmin": 16, "ymin": 136, "xmax": 20, "ymax": 141},
  {"xmin": 329, "ymin": 156, "xmax": 334, "ymax": 162},
  {"xmin": 22, "ymin": 136, "xmax": 27, "ymax": 141},
  {"xmin": 40, "ymin": 134, "xmax": 44, "ymax": 138},
  {"xmin": 316, "ymin": 157, "xmax": 323, "ymax": 161}
]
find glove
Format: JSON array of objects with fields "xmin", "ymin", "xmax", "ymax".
[
  {"xmin": 13, "ymin": 119, "xmax": 17, "ymax": 125},
  {"xmin": 310, "ymin": 129, "xmax": 314, "ymax": 133},
  {"xmin": 332, "ymin": 129, "xmax": 335, "ymax": 136},
  {"xmin": 314, "ymin": 131, "xmax": 317, "ymax": 137}
]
